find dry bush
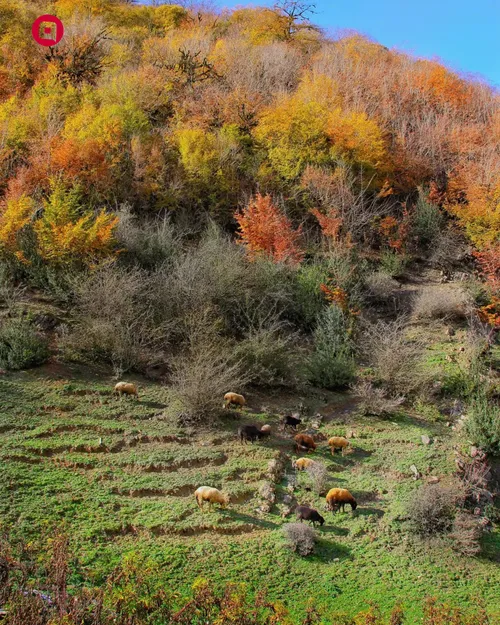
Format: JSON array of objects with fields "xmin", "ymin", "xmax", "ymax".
[
  {"xmin": 170, "ymin": 311, "xmax": 247, "ymax": 421},
  {"xmin": 305, "ymin": 460, "xmax": 330, "ymax": 495},
  {"xmin": 407, "ymin": 481, "xmax": 465, "ymax": 537},
  {"xmin": 352, "ymin": 380, "xmax": 405, "ymax": 416},
  {"xmin": 450, "ymin": 512, "xmax": 483, "ymax": 556},
  {"xmin": 223, "ymin": 39, "xmax": 303, "ymax": 97},
  {"xmin": 282, "ymin": 522, "xmax": 316, "ymax": 556},
  {"xmin": 360, "ymin": 317, "xmax": 430, "ymax": 396},
  {"xmin": 413, "ymin": 286, "xmax": 472, "ymax": 321},
  {"xmin": 60, "ymin": 265, "xmax": 170, "ymax": 376},
  {"xmin": 364, "ymin": 271, "xmax": 400, "ymax": 303},
  {"xmin": 115, "ymin": 207, "xmax": 182, "ymax": 269},
  {"xmin": 428, "ymin": 228, "xmax": 468, "ymax": 270},
  {"xmin": 302, "ymin": 164, "xmax": 387, "ymax": 242}
]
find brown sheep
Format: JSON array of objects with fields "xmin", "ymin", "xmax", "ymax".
[
  {"xmin": 294, "ymin": 457, "xmax": 316, "ymax": 471},
  {"xmin": 328, "ymin": 436, "xmax": 350, "ymax": 455},
  {"xmin": 326, "ymin": 488, "xmax": 357, "ymax": 513},
  {"xmin": 294, "ymin": 433, "xmax": 316, "ymax": 453},
  {"xmin": 114, "ymin": 382, "xmax": 138, "ymax": 398},
  {"xmin": 194, "ymin": 486, "xmax": 230, "ymax": 510},
  {"xmin": 223, "ymin": 392, "xmax": 246, "ymax": 409}
]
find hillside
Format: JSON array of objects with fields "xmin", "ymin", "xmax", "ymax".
[{"xmin": 0, "ymin": 1, "xmax": 499, "ymax": 624}]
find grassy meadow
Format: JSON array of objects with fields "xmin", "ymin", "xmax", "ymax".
[{"xmin": 1, "ymin": 361, "xmax": 499, "ymax": 621}]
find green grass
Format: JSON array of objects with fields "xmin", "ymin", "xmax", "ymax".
[{"xmin": 0, "ymin": 365, "xmax": 499, "ymax": 622}]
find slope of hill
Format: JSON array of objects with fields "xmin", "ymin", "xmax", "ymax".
[{"xmin": 0, "ymin": 1, "xmax": 499, "ymax": 623}]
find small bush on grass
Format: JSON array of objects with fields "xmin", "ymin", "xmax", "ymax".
[
  {"xmin": 305, "ymin": 460, "xmax": 329, "ymax": 495},
  {"xmin": 407, "ymin": 482, "xmax": 465, "ymax": 537},
  {"xmin": 465, "ymin": 392, "xmax": 500, "ymax": 455},
  {"xmin": 282, "ymin": 522, "xmax": 316, "ymax": 556},
  {"xmin": 307, "ymin": 305, "xmax": 356, "ymax": 389},
  {"xmin": 413, "ymin": 286, "xmax": 471, "ymax": 321},
  {"xmin": 170, "ymin": 313, "xmax": 246, "ymax": 421},
  {"xmin": 360, "ymin": 317, "xmax": 430, "ymax": 397},
  {"xmin": 352, "ymin": 380, "xmax": 405, "ymax": 417},
  {"xmin": 0, "ymin": 318, "xmax": 49, "ymax": 370},
  {"xmin": 450, "ymin": 512, "xmax": 483, "ymax": 557}
]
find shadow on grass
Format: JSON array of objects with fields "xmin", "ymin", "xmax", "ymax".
[
  {"xmin": 311, "ymin": 538, "xmax": 352, "ymax": 562},
  {"xmin": 225, "ymin": 510, "xmax": 280, "ymax": 530},
  {"xmin": 355, "ymin": 506, "xmax": 385, "ymax": 518},
  {"xmin": 139, "ymin": 400, "xmax": 168, "ymax": 409},
  {"xmin": 320, "ymin": 525, "xmax": 349, "ymax": 537}
]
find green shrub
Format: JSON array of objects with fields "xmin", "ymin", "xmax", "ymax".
[
  {"xmin": 379, "ymin": 250, "xmax": 408, "ymax": 278},
  {"xmin": 411, "ymin": 193, "xmax": 444, "ymax": 249},
  {"xmin": 233, "ymin": 327, "xmax": 302, "ymax": 387},
  {"xmin": 0, "ymin": 318, "xmax": 49, "ymax": 370},
  {"xmin": 115, "ymin": 207, "xmax": 181, "ymax": 269},
  {"xmin": 307, "ymin": 305, "xmax": 356, "ymax": 389},
  {"xmin": 292, "ymin": 263, "xmax": 328, "ymax": 329},
  {"xmin": 465, "ymin": 392, "xmax": 500, "ymax": 455}
]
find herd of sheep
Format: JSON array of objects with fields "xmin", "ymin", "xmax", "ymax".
[{"xmin": 114, "ymin": 384, "xmax": 359, "ymax": 528}]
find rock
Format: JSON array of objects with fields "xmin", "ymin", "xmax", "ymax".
[
  {"xmin": 421, "ymin": 435, "xmax": 431, "ymax": 445},
  {"xmin": 410, "ymin": 465, "xmax": 421, "ymax": 479},
  {"xmin": 333, "ymin": 557, "xmax": 340, "ymax": 562},
  {"xmin": 259, "ymin": 482, "xmax": 276, "ymax": 503},
  {"xmin": 450, "ymin": 400, "xmax": 464, "ymax": 418},
  {"xmin": 428, "ymin": 476, "xmax": 440, "ymax": 484},
  {"xmin": 470, "ymin": 446, "xmax": 479, "ymax": 458},
  {"xmin": 283, "ymin": 494, "xmax": 294, "ymax": 506},
  {"xmin": 259, "ymin": 502, "xmax": 272, "ymax": 514},
  {"xmin": 281, "ymin": 506, "xmax": 293, "ymax": 518}
]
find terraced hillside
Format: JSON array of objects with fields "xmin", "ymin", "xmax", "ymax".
[{"xmin": 1, "ymin": 363, "xmax": 499, "ymax": 621}]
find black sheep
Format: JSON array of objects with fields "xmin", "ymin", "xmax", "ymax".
[
  {"xmin": 282, "ymin": 414, "xmax": 302, "ymax": 431},
  {"xmin": 295, "ymin": 505, "xmax": 325, "ymax": 527},
  {"xmin": 238, "ymin": 425, "xmax": 270, "ymax": 444}
]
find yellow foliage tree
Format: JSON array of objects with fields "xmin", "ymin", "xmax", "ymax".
[
  {"xmin": 256, "ymin": 95, "xmax": 331, "ymax": 180},
  {"xmin": 327, "ymin": 107, "xmax": 388, "ymax": 172},
  {"xmin": 0, "ymin": 194, "xmax": 34, "ymax": 259},
  {"xmin": 34, "ymin": 181, "xmax": 118, "ymax": 267}
]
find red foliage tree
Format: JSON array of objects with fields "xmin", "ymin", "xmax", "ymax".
[
  {"xmin": 474, "ymin": 244, "xmax": 500, "ymax": 295},
  {"xmin": 235, "ymin": 193, "xmax": 304, "ymax": 264}
]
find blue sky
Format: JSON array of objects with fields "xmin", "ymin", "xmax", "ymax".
[{"xmin": 207, "ymin": 0, "xmax": 500, "ymax": 87}]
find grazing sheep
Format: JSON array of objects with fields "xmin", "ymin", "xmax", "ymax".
[
  {"xmin": 328, "ymin": 436, "xmax": 350, "ymax": 455},
  {"xmin": 238, "ymin": 424, "xmax": 271, "ymax": 444},
  {"xmin": 194, "ymin": 486, "xmax": 230, "ymax": 509},
  {"xmin": 114, "ymin": 382, "xmax": 138, "ymax": 398},
  {"xmin": 326, "ymin": 488, "xmax": 357, "ymax": 513},
  {"xmin": 295, "ymin": 505, "xmax": 325, "ymax": 527},
  {"xmin": 282, "ymin": 414, "xmax": 302, "ymax": 431},
  {"xmin": 294, "ymin": 457, "xmax": 316, "ymax": 471},
  {"xmin": 294, "ymin": 433, "xmax": 316, "ymax": 453},
  {"xmin": 223, "ymin": 392, "xmax": 246, "ymax": 409}
]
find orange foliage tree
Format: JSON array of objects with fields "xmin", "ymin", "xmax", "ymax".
[{"xmin": 235, "ymin": 193, "xmax": 304, "ymax": 265}]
